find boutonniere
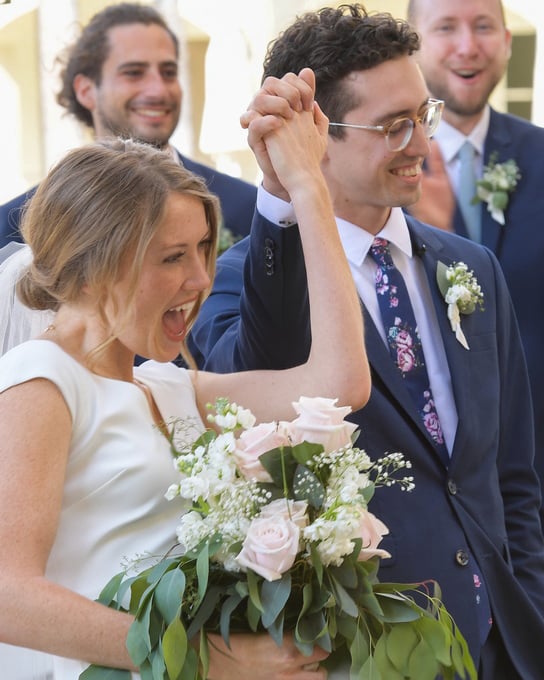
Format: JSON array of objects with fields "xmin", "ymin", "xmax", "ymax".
[
  {"xmin": 436, "ymin": 261, "xmax": 484, "ymax": 350},
  {"xmin": 472, "ymin": 152, "xmax": 520, "ymax": 225}
]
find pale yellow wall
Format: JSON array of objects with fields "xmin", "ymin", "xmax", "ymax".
[{"xmin": 0, "ymin": 9, "xmax": 42, "ymax": 200}]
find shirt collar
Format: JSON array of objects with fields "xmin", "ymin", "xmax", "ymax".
[
  {"xmin": 434, "ymin": 105, "xmax": 490, "ymax": 162},
  {"xmin": 337, "ymin": 207, "xmax": 413, "ymax": 268}
]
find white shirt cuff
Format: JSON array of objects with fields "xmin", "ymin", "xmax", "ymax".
[{"xmin": 256, "ymin": 184, "xmax": 297, "ymax": 227}]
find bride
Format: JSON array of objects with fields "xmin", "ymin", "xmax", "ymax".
[{"xmin": 0, "ymin": 70, "xmax": 369, "ymax": 679}]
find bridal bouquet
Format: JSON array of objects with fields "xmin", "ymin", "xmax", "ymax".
[{"xmin": 81, "ymin": 397, "xmax": 476, "ymax": 680}]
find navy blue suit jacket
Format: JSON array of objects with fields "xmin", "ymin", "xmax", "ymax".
[
  {"xmin": 189, "ymin": 212, "xmax": 544, "ymax": 675},
  {"xmin": 0, "ymin": 151, "xmax": 256, "ymax": 248},
  {"xmin": 452, "ymin": 109, "xmax": 544, "ymax": 519}
]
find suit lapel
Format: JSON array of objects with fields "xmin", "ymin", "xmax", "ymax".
[{"xmin": 480, "ymin": 109, "xmax": 512, "ymax": 255}]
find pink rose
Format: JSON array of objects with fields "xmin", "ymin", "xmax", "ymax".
[
  {"xmin": 356, "ymin": 510, "xmax": 391, "ymax": 561},
  {"xmin": 397, "ymin": 346, "xmax": 417, "ymax": 373},
  {"xmin": 395, "ymin": 328, "xmax": 413, "ymax": 347},
  {"xmin": 236, "ymin": 516, "xmax": 300, "ymax": 581},
  {"xmin": 288, "ymin": 396, "xmax": 357, "ymax": 453},
  {"xmin": 259, "ymin": 498, "xmax": 308, "ymax": 530},
  {"xmin": 233, "ymin": 422, "xmax": 291, "ymax": 481}
]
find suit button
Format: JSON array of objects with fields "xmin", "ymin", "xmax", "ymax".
[
  {"xmin": 264, "ymin": 238, "xmax": 275, "ymax": 276},
  {"xmin": 455, "ymin": 549, "xmax": 469, "ymax": 567},
  {"xmin": 447, "ymin": 480, "xmax": 457, "ymax": 495}
]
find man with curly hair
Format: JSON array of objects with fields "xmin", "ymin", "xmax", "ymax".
[{"xmin": 189, "ymin": 5, "xmax": 544, "ymax": 678}]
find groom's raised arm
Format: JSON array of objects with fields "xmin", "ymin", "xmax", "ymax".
[
  {"xmin": 188, "ymin": 204, "xmax": 311, "ymax": 372},
  {"xmin": 188, "ymin": 74, "xmax": 317, "ymax": 373}
]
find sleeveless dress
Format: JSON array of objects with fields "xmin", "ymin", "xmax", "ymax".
[{"xmin": 0, "ymin": 340, "xmax": 205, "ymax": 679}]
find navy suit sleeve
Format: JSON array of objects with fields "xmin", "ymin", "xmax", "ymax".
[{"xmin": 188, "ymin": 211, "xmax": 311, "ymax": 371}]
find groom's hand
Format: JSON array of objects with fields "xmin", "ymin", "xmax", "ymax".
[{"xmin": 240, "ymin": 69, "xmax": 317, "ymax": 202}]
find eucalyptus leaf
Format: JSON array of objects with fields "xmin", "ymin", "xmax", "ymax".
[
  {"xmin": 377, "ymin": 595, "xmax": 422, "ymax": 623},
  {"xmin": 126, "ymin": 615, "xmax": 153, "ymax": 666},
  {"xmin": 295, "ymin": 610, "xmax": 329, "ymax": 647},
  {"xmin": 198, "ymin": 629, "xmax": 210, "ymax": 680},
  {"xmin": 374, "ymin": 634, "xmax": 404, "ymax": 680},
  {"xmin": 186, "ymin": 585, "xmax": 222, "ymax": 639},
  {"xmin": 258, "ymin": 446, "xmax": 298, "ymax": 489},
  {"xmin": 436, "ymin": 260, "xmax": 449, "ymax": 298},
  {"xmin": 162, "ymin": 615, "xmax": 188, "ymax": 680},
  {"xmin": 348, "ymin": 624, "xmax": 370, "ymax": 675},
  {"xmin": 359, "ymin": 655, "xmax": 383, "ymax": 680},
  {"xmin": 265, "ymin": 608, "xmax": 285, "ymax": 648},
  {"xmin": 138, "ymin": 660, "xmax": 153, "ymax": 680},
  {"xmin": 150, "ymin": 642, "xmax": 166, "ymax": 680},
  {"xmin": 407, "ymin": 635, "xmax": 440, "ymax": 680},
  {"xmin": 154, "ymin": 569, "xmax": 186, "ymax": 625},
  {"xmin": 219, "ymin": 591, "xmax": 244, "ymax": 647},
  {"xmin": 148, "ymin": 557, "xmax": 181, "ymax": 584},
  {"xmin": 327, "ymin": 574, "xmax": 359, "ymax": 618},
  {"xmin": 246, "ymin": 592, "xmax": 262, "ymax": 631},
  {"xmin": 95, "ymin": 571, "xmax": 128, "ymax": 607},
  {"xmin": 413, "ymin": 615, "xmax": 451, "ymax": 665},
  {"xmin": 330, "ymin": 560, "xmax": 358, "ymax": 589},
  {"xmin": 246, "ymin": 568, "xmax": 264, "ymax": 613},
  {"xmin": 293, "ymin": 464, "xmax": 325, "ymax": 508},
  {"xmin": 291, "ymin": 440, "xmax": 324, "ymax": 465},
  {"xmin": 78, "ymin": 665, "xmax": 131, "ymax": 680},
  {"xmin": 385, "ymin": 622, "xmax": 419, "ymax": 671},
  {"xmin": 261, "ymin": 572, "xmax": 291, "ymax": 627},
  {"xmin": 196, "ymin": 543, "xmax": 210, "ymax": 602}
]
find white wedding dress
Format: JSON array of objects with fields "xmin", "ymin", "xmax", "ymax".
[{"xmin": 0, "ymin": 341, "xmax": 205, "ymax": 679}]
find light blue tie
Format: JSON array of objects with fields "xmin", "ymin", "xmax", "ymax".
[{"xmin": 458, "ymin": 141, "xmax": 481, "ymax": 242}]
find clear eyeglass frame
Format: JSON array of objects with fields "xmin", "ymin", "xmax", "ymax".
[{"xmin": 328, "ymin": 98, "xmax": 444, "ymax": 152}]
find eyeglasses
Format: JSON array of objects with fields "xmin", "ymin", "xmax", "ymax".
[{"xmin": 328, "ymin": 98, "xmax": 444, "ymax": 152}]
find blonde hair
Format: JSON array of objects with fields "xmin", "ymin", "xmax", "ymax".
[{"xmin": 18, "ymin": 138, "xmax": 219, "ymax": 365}]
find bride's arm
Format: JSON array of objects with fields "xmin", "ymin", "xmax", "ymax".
[
  {"xmin": 195, "ymin": 69, "xmax": 370, "ymax": 423},
  {"xmin": 0, "ymin": 379, "xmax": 138, "ymax": 671}
]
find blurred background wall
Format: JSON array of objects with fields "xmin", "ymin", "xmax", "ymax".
[{"xmin": 0, "ymin": 0, "xmax": 541, "ymax": 203}]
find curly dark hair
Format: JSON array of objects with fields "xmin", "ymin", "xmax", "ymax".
[
  {"xmin": 262, "ymin": 3, "xmax": 420, "ymax": 138},
  {"xmin": 56, "ymin": 3, "xmax": 179, "ymax": 129}
]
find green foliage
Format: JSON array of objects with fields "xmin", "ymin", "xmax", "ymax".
[
  {"xmin": 80, "ymin": 401, "xmax": 474, "ymax": 680},
  {"xmin": 81, "ymin": 540, "xmax": 476, "ymax": 680}
]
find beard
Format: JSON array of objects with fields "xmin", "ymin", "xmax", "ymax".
[{"xmin": 424, "ymin": 73, "xmax": 502, "ymax": 119}]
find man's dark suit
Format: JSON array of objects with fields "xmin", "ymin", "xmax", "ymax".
[
  {"xmin": 0, "ymin": 152, "xmax": 257, "ymax": 248},
  {"xmin": 451, "ymin": 109, "xmax": 544, "ymax": 525},
  {"xmin": 188, "ymin": 212, "xmax": 544, "ymax": 677}
]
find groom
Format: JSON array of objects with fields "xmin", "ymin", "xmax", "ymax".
[{"xmin": 188, "ymin": 5, "xmax": 544, "ymax": 679}]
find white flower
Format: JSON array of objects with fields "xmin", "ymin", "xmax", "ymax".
[
  {"xmin": 473, "ymin": 154, "xmax": 520, "ymax": 225},
  {"xmin": 437, "ymin": 261, "xmax": 484, "ymax": 350}
]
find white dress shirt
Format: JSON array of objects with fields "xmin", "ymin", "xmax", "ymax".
[
  {"xmin": 433, "ymin": 105, "xmax": 490, "ymax": 194},
  {"xmin": 257, "ymin": 187, "xmax": 459, "ymax": 453}
]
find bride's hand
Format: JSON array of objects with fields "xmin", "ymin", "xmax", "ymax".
[{"xmin": 206, "ymin": 631, "xmax": 329, "ymax": 680}]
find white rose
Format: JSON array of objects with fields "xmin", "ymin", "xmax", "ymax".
[
  {"xmin": 236, "ymin": 516, "xmax": 300, "ymax": 581},
  {"xmin": 289, "ymin": 396, "xmax": 357, "ymax": 453}
]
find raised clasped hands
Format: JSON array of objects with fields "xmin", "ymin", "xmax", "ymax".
[{"xmin": 240, "ymin": 68, "xmax": 329, "ymax": 202}]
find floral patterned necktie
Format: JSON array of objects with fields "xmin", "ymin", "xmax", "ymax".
[
  {"xmin": 369, "ymin": 237, "xmax": 448, "ymax": 460},
  {"xmin": 369, "ymin": 237, "xmax": 492, "ymax": 640}
]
